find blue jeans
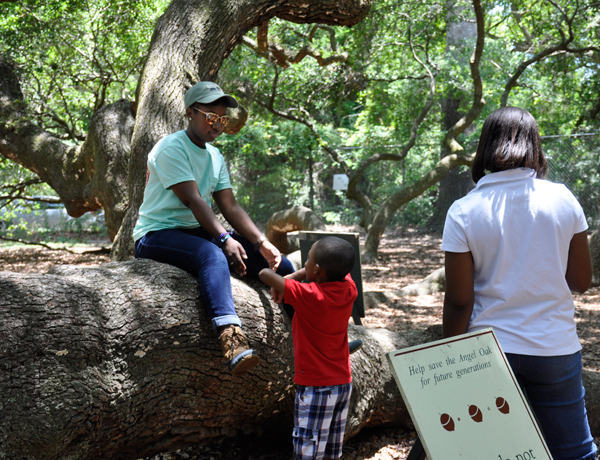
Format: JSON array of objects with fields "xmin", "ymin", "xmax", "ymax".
[
  {"xmin": 134, "ymin": 227, "xmax": 294, "ymax": 331},
  {"xmin": 506, "ymin": 352, "xmax": 598, "ymax": 460}
]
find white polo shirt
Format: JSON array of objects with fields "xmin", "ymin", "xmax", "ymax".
[{"xmin": 442, "ymin": 168, "xmax": 588, "ymax": 356}]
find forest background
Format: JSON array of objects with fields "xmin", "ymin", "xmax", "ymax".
[
  {"xmin": 1, "ymin": 0, "xmax": 599, "ymax": 259},
  {"xmin": 1, "ymin": 1, "xmax": 600, "ymax": 459}
]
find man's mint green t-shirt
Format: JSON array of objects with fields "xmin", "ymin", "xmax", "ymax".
[{"xmin": 132, "ymin": 130, "xmax": 232, "ymax": 241}]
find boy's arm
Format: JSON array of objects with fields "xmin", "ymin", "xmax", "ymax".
[
  {"xmin": 259, "ymin": 268, "xmax": 286, "ymax": 303},
  {"xmin": 259, "ymin": 268, "xmax": 286, "ymax": 291},
  {"xmin": 285, "ymin": 267, "xmax": 306, "ymax": 282},
  {"xmin": 259, "ymin": 268, "xmax": 307, "ymax": 303}
]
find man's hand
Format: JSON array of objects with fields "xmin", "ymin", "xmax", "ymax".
[
  {"xmin": 259, "ymin": 240, "xmax": 281, "ymax": 270},
  {"xmin": 221, "ymin": 238, "xmax": 248, "ymax": 276}
]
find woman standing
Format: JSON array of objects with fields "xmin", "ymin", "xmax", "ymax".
[{"xmin": 442, "ymin": 106, "xmax": 597, "ymax": 460}]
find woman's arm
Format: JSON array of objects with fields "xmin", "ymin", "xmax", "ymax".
[
  {"xmin": 171, "ymin": 181, "xmax": 227, "ymax": 236},
  {"xmin": 565, "ymin": 231, "xmax": 592, "ymax": 294},
  {"xmin": 443, "ymin": 251, "xmax": 475, "ymax": 338},
  {"xmin": 213, "ymin": 188, "xmax": 281, "ymax": 270},
  {"xmin": 170, "ymin": 181, "xmax": 249, "ymax": 275}
]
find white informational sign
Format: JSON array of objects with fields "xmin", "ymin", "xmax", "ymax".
[
  {"xmin": 332, "ymin": 174, "xmax": 349, "ymax": 191},
  {"xmin": 386, "ymin": 329, "xmax": 552, "ymax": 460}
]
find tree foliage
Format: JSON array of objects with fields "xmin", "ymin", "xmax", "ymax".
[
  {"xmin": 217, "ymin": 0, "xmax": 599, "ymax": 259},
  {"xmin": 0, "ymin": 0, "xmax": 168, "ymax": 235},
  {"xmin": 0, "ymin": 0, "xmax": 599, "ymax": 260},
  {"xmin": 0, "ymin": 0, "xmax": 167, "ymax": 141}
]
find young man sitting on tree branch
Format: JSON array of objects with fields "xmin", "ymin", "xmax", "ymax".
[{"xmin": 133, "ymin": 81, "xmax": 295, "ymax": 376}]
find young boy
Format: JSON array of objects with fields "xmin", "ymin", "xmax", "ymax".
[{"xmin": 259, "ymin": 236, "xmax": 358, "ymax": 460}]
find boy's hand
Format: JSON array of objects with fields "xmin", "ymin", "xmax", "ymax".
[
  {"xmin": 270, "ymin": 287, "xmax": 284, "ymax": 303},
  {"xmin": 259, "ymin": 268, "xmax": 286, "ymax": 302}
]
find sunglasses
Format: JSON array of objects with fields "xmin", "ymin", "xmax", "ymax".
[{"xmin": 191, "ymin": 107, "xmax": 231, "ymax": 128}]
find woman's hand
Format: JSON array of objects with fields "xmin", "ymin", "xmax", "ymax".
[
  {"xmin": 221, "ymin": 238, "xmax": 248, "ymax": 276},
  {"xmin": 259, "ymin": 240, "xmax": 281, "ymax": 271}
]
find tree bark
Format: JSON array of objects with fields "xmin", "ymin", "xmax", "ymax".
[
  {"xmin": 0, "ymin": 260, "xmax": 414, "ymax": 460},
  {"xmin": 1, "ymin": 263, "xmax": 599, "ymax": 459}
]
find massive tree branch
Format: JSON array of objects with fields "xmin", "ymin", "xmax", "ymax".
[
  {"xmin": 0, "ymin": 260, "xmax": 413, "ymax": 460},
  {"xmin": 0, "ymin": 58, "xmax": 132, "ymax": 240},
  {"xmin": 1, "ymin": 261, "xmax": 600, "ymax": 459}
]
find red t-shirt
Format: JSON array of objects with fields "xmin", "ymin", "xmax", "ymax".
[{"xmin": 284, "ymin": 274, "xmax": 358, "ymax": 386}]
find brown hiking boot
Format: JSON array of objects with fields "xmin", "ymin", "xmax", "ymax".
[{"xmin": 218, "ymin": 325, "xmax": 259, "ymax": 376}]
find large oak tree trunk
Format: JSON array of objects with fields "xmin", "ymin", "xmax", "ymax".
[
  {"xmin": 1, "ymin": 262, "xmax": 600, "ymax": 459},
  {"xmin": 0, "ymin": 260, "xmax": 411, "ymax": 460}
]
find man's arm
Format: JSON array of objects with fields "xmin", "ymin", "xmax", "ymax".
[
  {"xmin": 170, "ymin": 181, "xmax": 249, "ymax": 275},
  {"xmin": 443, "ymin": 251, "xmax": 475, "ymax": 338},
  {"xmin": 214, "ymin": 188, "xmax": 281, "ymax": 270}
]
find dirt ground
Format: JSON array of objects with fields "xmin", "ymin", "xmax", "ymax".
[{"xmin": 1, "ymin": 226, "xmax": 599, "ymax": 459}]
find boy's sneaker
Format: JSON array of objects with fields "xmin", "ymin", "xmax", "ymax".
[
  {"xmin": 219, "ymin": 325, "xmax": 259, "ymax": 376},
  {"xmin": 349, "ymin": 339, "xmax": 363, "ymax": 355}
]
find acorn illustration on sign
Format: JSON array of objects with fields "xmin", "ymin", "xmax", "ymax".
[
  {"xmin": 496, "ymin": 397, "xmax": 510, "ymax": 414},
  {"xmin": 440, "ymin": 413, "xmax": 455, "ymax": 432},
  {"xmin": 469, "ymin": 405, "xmax": 483, "ymax": 422}
]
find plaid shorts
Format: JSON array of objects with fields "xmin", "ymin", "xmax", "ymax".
[{"xmin": 293, "ymin": 383, "xmax": 353, "ymax": 460}]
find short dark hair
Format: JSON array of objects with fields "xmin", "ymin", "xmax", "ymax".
[
  {"xmin": 312, "ymin": 236, "xmax": 355, "ymax": 282},
  {"xmin": 472, "ymin": 106, "xmax": 547, "ymax": 183}
]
